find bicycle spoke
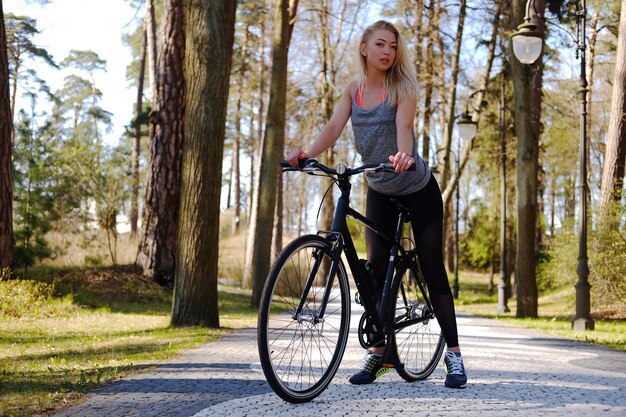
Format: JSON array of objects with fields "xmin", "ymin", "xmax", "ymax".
[
  {"xmin": 393, "ymin": 267, "xmax": 444, "ymax": 381},
  {"xmin": 258, "ymin": 236, "xmax": 350, "ymax": 402}
]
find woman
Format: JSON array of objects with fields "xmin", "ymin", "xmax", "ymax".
[{"xmin": 286, "ymin": 20, "xmax": 467, "ymax": 389}]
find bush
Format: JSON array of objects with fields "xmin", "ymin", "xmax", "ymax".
[
  {"xmin": 538, "ymin": 206, "xmax": 626, "ymax": 310},
  {"xmin": 537, "ymin": 220, "xmax": 577, "ymax": 293},
  {"xmin": 591, "ymin": 203, "xmax": 626, "ymax": 306},
  {"xmin": 0, "ymin": 277, "xmax": 76, "ymax": 318}
]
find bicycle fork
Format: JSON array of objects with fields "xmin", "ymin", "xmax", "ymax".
[{"xmin": 292, "ymin": 233, "xmax": 343, "ymax": 324}]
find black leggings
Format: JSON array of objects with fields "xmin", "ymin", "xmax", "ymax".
[{"xmin": 365, "ymin": 174, "xmax": 459, "ymax": 348}]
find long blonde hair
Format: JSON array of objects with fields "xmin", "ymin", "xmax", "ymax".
[{"xmin": 358, "ymin": 20, "xmax": 418, "ymax": 106}]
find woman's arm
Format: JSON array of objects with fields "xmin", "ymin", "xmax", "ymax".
[
  {"xmin": 390, "ymin": 96, "xmax": 418, "ymax": 172},
  {"xmin": 286, "ymin": 81, "xmax": 355, "ymax": 167}
]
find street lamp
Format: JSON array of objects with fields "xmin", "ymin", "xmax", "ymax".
[
  {"xmin": 512, "ymin": 0, "xmax": 594, "ymax": 330},
  {"xmin": 453, "ymin": 109, "xmax": 477, "ymax": 299},
  {"xmin": 496, "ymin": 78, "xmax": 510, "ymax": 314},
  {"xmin": 456, "ymin": 87, "xmax": 510, "ymax": 312},
  {"xmin": 456, "ymin": 111, "xmax": 477, "ymax": 142},
  {"xmin": 511, "ymin": 0, "xmax": 544, "ymax": 64}
]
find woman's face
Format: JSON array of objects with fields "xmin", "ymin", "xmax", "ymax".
[{"xmin": 361, "ymin": 29, "xmax": 397, "ymax": 73}]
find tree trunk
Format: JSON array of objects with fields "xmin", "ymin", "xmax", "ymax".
[
  {"xmin": 244, "ymin": 0, "xmax": 298, "ymax": 308},
  {"xmin": 421, "ymin": 0, "xmax": 437, "ymax": 163},
  {"xmin": 131, "ymin": 28, "xmax": 147, "ymax": 238},
  {"xmin": 401, "ymin": 0, "xmax": 424, "ymax": 135},
  {"xmin": 549, "ymin": 176, "xmax": 555, "ymax": 236},
  {"xmin": 537, "ymin": 164, "xmax": 545, "ymax": 249},
  {"xmin": 171, "ymin": 0, "xmax": 237, "ymax": 327},
  {"xmin": 318, "ymin": 1, "xmax": 336, "ymax": 234},
  {"xmin": 9, "ymin": 46, "xmax": 17, "ymax": 135},
  {"xmin": 438, "ymin": 0, "xmax": 467, "ymax": 193},
  {"xmin": 441, "ymin": 3, "xmax": 501, "ymax": 205},
  {"xmin": 145, "ymin": 0, "xmax": 158, "ymax": 103},
  {"xmin": 600, "ymin": 0, "xmax": 626, "ymax": 208},
  {"xmin": 438, "ymin": 0, "xmax": 467, "ymax": 260},
  {"xmin": 271, "ymin": 173, "xmax": 283, "ymax": 263},
  {"xmin": 0, "ymin": 1, "xmax": 14, "ymax": 269},
  {"xmin": 232, "ymin": 25, "xmax": 249, "ymax": 235},
  {"xmin": 510, "ymin": 0, "xmax": 544, "ymax": 318},
  {"xmin": 137, "ymin": 0, "xmax": 185, "ymax": 285},
  {"xmin": 440, "ymin": 3, "xmax": 500, "ymax": 266},
  {"xmin": 249, "ymin": 14, "xmax": 267, "ymax": 226}
]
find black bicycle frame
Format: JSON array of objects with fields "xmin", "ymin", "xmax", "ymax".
[
  {"xmin": 326, "ymin": 175, "xmax": 408, "ymax": 333},
  {"xmin": 292, "ymin": 168, "xmax": 434, "ymax": 339}
]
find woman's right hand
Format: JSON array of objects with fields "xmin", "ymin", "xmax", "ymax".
[{"xmin": 286, "ymin": 149, "xmax": 310, "ymax": 168}]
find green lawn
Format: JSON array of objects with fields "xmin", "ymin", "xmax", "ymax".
[
  {"xmin": 1, "ymin": 265, "xmax": 623, "ymax": 417},
  {"xmin": 453, "ymin": 271, "xmax": 626, "ymax": 351},
  {"xmin": 0, "ymin": 266, "xmax": 257, "ymax": 417}
]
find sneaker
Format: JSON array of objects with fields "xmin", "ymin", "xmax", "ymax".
[
  {"xmin": 443, "ymin": 351, "xmax": 467, "ymax": 389},
  {"xmin": 348, "ymin": 352, "xmax": 392, "ymax": 385}
]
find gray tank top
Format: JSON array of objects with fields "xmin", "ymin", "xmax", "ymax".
[{"xmin": 350, "ymin": 92, "xmax": 431, "ymax": 195}]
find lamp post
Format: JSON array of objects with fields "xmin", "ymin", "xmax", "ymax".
[
  {"xmin": 497, "ymin": 77, "xmax": 510, "ymax": 313},
  {"xmin": 458, "ymin": 87, "xmax": 510, "ymax": 312},
  {"xmin": 512, "ymin": 0, "xmax": 594, "ymax": 330},
  {"xmin": 455, "ymin": 111, "xmax": 477, "ymax": 299}
]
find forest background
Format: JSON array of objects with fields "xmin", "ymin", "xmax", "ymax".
[
  {"xmin": 4, "ymin": 0, "xmax": 624, "ymax": 315},
  {"xmin": 1, "ymin": 0, "xmax": 625, "ymax": 414}
]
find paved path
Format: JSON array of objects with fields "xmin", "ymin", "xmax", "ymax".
[{"xmin": 54, "ymin": 305, "xmax": 626, "ymax": 417}]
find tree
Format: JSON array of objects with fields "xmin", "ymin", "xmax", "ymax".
[
  {"xmin": 230, "ymin": 21, "xmax": 250, "ymax": 234},
  {"xmin": 419, "ymin": 0, "xmax": 438, "ymax": 163},
  {"xmin": 244, "ymin": 0, "xmax": 299, "ymax": 308},
  {"xmin": 437, "ymin": 0, "xmax": 468, "ymax": 195},
  {"xmin": 130, "ymin": 28, "xmax": 147, "ymax": 237},
  {"xmin": 12, "ymin": 104, "xmax": 56, "ymax": 269},
  {"xmin": 245, "ymin": 4, "xmax": 268, "ymax": 228},
  {"xmin": 122, "ymin": 10, "xmax": 152, "ymax": 238},
  {"xmin": 600, "ymin": 0, "xmax": 626, "ymax": 208},
  {"xmin": 312, "ymin": 0, "xmax": 361, "ymax": 250},
  {"xmin": 435, "ymin": 0, "xmax": 467, "ymax": 264},
  {"xmin": 144, "ymin": 0, "xmax": 158, "ymax": 103},
  {"xmin": 0, "ymin": 0, "xmax": 15, "ymax": 269},
  {"xmin": 171, "ymin": 0, "xmax": 237, "ymax": 327},
  {"xmin": 137, "ymin": 0, "xmax": 185, "ymax": 285},
  {"xmin": 61, "ymin": 50, "xmax": 107, "ymax": 161},
  {"xmin": 5, "ymin": 13, "xmax": 57, "ymax": 127},
  {"xmin": 510, "ymin": 0, "xmax": 546, "ymax": 318}
]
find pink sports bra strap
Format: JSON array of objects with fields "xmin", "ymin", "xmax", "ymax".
[{"xmin": 356, "ymin": 81, "xmax": 386, "ymax": 107}]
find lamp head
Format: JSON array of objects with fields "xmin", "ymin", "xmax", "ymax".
[
  {"xmin": 456, "ymin": 111, "xmax": 477, "ymax": 141},
  {"xmin": 511, "ymin": 21, "xmax": 544, "ymax": 64}
]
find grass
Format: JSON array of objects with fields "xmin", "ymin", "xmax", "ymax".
[
  {"xmin": 2, "ymin": 228, "xmax": 624, "ymax": 416},
  {"xmin": 0, "ymin": 265, "xmax": 257, "ymax": 417},
  {"xmin": 453, "ymin": 270, "xmax": 626, "ymax": 352}
]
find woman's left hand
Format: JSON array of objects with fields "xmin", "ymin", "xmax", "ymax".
[{"xmin": 389, "ymin": 152, "xmax": 414, "ymax": 173}]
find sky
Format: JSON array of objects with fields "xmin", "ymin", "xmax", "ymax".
[{"xmin": 7, "ymin": 0, "xmax": 140, "ymax": 146}]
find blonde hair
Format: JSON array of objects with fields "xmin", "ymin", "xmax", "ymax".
[{"xmin": 358, "ymin": 20, "xmax": 418, "ymax": 106}]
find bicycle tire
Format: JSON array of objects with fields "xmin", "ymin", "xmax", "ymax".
[
  {"xmin": 392, "ymin": 265, "xmax": 445, "ymax": 381},
  {"xmin": 257, "ymin": 234, "xmax": 351, "ymax": 403}
]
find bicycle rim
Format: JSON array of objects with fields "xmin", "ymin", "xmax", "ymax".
[
  {"xmin": 257, "ymin": 235, "xmax": 351, "ymax": 403},
  {"xmin": 392, "ymin": 267, "xmax": 445, "ymax": 381}
]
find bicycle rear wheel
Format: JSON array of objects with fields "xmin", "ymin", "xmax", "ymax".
[
  {"xmin": 392, "ymin": 265, "xmax": 445, "ymax": 381},
  {"xmin": 257, "ymin": 234, "xmax": 351, "ymax": 403}
]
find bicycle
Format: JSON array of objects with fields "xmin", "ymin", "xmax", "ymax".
[{"xmin": 257, "ymin": 159, "xmax": 445, "ymax": 403}]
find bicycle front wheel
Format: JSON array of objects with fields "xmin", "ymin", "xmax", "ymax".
[
  {"xmin": 392, "ymin": 265, "xmax": 445, "ymax": 381},
  {"xmin": 257, "ymin": 234, "xmax": 351, "ymax": 403}
]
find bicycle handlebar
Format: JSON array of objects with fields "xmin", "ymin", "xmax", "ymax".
[{"xmin": 280, "ymin": 159, "xmax": 416, "ymax": 176}]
